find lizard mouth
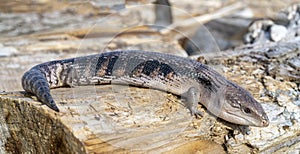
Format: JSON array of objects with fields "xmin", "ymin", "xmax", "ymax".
[{"xmin": 224, "ymin": 110, "xmax": 265, "ymax": 127}]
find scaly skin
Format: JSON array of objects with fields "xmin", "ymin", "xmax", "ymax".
[{"xmin": 22, "ymin": 50, "xmax": 269, "ymax": 127}]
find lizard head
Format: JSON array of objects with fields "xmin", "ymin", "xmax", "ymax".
[{"xmin": 210, "ymin": 82, "xmax": 269, "ymax": 127}]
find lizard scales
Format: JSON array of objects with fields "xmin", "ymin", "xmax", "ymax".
[{"xmin": 22, "ymin": 50, "xmax": 269, "ymax": 127}]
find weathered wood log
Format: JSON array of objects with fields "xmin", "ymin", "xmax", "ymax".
[
  {"xmin": 1, "ymin": 39, "xmax": 299, "ymax": 153},
  {"xmin": 0, "ymin": 86, "xmax": 227, "ymax": 153}
]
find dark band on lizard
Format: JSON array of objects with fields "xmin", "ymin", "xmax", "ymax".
[{"xmin": 22, "ymin": 51, "xmax": 269, "ymax": 127}]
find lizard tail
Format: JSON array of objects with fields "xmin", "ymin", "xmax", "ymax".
[{"xmin": 21, "ymin": 68, "xmax": 60, "ymax": 112}]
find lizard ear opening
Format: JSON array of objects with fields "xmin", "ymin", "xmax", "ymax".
[{"xmin": 230, "ymin": 100, "xmax": 241, "ymax": 108}]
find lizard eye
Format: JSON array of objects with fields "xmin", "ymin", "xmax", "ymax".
[{"xmin": 243, "ymin": 107, "xmax": 251, "ymax": 114}]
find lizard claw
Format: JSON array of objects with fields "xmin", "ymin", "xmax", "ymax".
[{"xmin": 192, "ymin": 109, "xmax": 204, "ymax": 119}]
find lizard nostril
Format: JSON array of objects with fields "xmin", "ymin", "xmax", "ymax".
[{"xmin": 262, "ymin": 119, "xmax": 269, "ymax": 127}]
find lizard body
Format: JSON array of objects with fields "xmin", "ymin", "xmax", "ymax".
[{"xmin": 22, "ymin": 50, "xmax": 269, "ymax": 127}]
